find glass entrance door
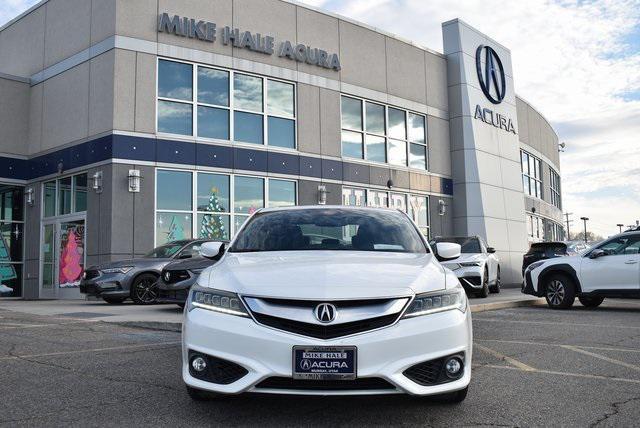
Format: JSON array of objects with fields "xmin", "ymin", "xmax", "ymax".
[{"xmin": 40, "ymin": 218, "xmax": 86, "ymax": 299}]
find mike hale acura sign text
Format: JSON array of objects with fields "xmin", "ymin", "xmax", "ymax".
[{"xmin": 158, "ymin": 13, "xmax": 341, "ymax": 71}]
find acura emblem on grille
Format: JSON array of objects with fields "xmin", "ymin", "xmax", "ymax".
[
  {"xmin": 164, "ymin": 272, "xmax": 170, "ymax": 282},
  {"xmin": 314, "ymin": 303, "xmax": 337, "ymax": 323}
]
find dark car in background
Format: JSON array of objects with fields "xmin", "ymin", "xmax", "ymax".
[
  {"xmin": 157, "ymin": 243, "xmax": 227, "ymax": 307},
  {"xmin": 80, "ymin": 240, "xmax": 211, "ymax": 304},
  {"xmin": 522, "ymin": 241, "xmax": 568, "ymax": 275}
]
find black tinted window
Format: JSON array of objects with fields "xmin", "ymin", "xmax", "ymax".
[
  {"xmin": 230, "ymin": 208, "xmax": 427, "ymax": 253},
  {"xmin": 145, "ymin": 243, "xmax": 186, "ymax": 258}
]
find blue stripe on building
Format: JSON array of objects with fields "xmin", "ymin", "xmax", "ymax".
[{"xmin": 0, "ymin": 134, "xmax": 453, "ymax": 195}]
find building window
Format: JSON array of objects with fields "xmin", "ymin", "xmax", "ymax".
[
  {"xmin": 526, "ymin": 214, "xmax": 543, "ymax": 241},
  {"xmin": 342, "ymin": 186, "xmax": 430, "ymax": 237},
  {"xmin": 340, "ymin": 95, "xmax": 427, "ymax": 170},
  {"xmin": 157, "ymin": 59, "xmax": 296, "ymax": 149},
  {"xmin": 521, "ymin": 150, "xmax": 542, "ymax": 199},
  {"xmin": 42, "ymin": 173, "xmax": 88, "ymax": 218},
  {"xmin": 549, "ymin": 168, "xmax": 561, "ymax": 209},
  {"xmin": 155, "ymin": 170, "xmax": 296, "ymax": 245},
  {"xmin": 0, "ymin": 185, "xmax": 24, "ymax": 297}
]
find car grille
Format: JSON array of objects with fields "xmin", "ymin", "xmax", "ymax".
[
  {"xmin": 252, "ymin": 312, "xmax": 399, "ymax": 339},
  {"xmin": 163, "ymin": 269, "xmax": 190, "ymax": 284},
  {"xmin": 255, "ymin": 377, "xmax": 396, "ymax": 391},
  {"xmin": 158, "ymin": 289, "xmax": 189, "ymax": 301},
  {"xmin": 188, "ymin": 351, "xmax": 248, "ymax": 385},
  {"xmin": 403, "ymin": 353, "xmax": 465, "ymax": 386},
  {"xmin": 461, "ymin": 276, "xmax": 481, "ymax": 286},
  {"xmin": 83, "ymin": 270, "xmax": 100, "ymax": 280}
]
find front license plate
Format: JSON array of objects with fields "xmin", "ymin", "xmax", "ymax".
[{"xmin": 292, "ymin": 346, "xmax": 357, "ymax": 380}]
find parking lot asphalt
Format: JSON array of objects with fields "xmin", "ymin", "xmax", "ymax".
[{"xmin": 1, "ymin": 299, "xmax": 640, "ymax": 427}]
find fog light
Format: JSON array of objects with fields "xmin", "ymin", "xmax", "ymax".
[
  {"xmin": 445, "ymin": 357, "xmax": 463, "ymax": 378},
  {"xmin": 191, "ymin": 356, "xmax": 207, "ymax": 372}
]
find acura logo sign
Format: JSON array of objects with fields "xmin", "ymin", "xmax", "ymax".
[
  {"xmin": 314, "ymin": 303, "xmax": 337, "ymax": 323},
  {"xmin": 476, "ymin": 45, "xmax": 506, "ymax": 104}
]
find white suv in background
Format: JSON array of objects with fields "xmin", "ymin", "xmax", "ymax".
[
  {"xmin": 431, "ymin": 236, "xmax": 501, "ymax": 298},
  {"xmin": 523, "ymin": 231, "xmax": 640, "ymax": 309}
]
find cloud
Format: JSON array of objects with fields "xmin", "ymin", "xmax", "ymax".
[
  {"xmin": 300, "ymin": 0, "xmax": 640, "ymax": 237},
  {"xmin": 0, "ymin": 0, "xmax": 39, "ymax": 27}
]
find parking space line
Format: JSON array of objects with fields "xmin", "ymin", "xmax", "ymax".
[
  {"xmin": 475, "ymin": 344, "xmax": 536, "ymax": 371},
  {"xmin": 474, "ymin": 318, "xmax": 640, "ymax": 330},
  {"xmin": 0, "ymin": 341, "xmax": 181, "ymax": 361},
  {"xmin": 474, "ymin": 364, "xmax": 640, "ymax": 385},
  {"xmin": 561, "ymin": 345, "xmax": 640, "ymax": 372},
  {"xmin": 477, "ymin": 339, "xmax": 640, "ymax": 354}
]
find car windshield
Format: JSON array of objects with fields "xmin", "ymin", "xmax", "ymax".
[
  {"xmin": 230, "ymin": 208, "xmax": 427, "ymax": 253},
  {"xmin": 435, "ymin": 237, "xmax": 481, "ymax": 253},
  {"xmin": 145, "ymin": 242, "xmax": 186, "ymax": 258}
]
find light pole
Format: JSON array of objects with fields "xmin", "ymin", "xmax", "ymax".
[
  {"xmin": 580, "ymin": 217, "xmax": 589, "ymax": 243},
  {"xmin": 617, "ymin": 223, "xmax": 624, "ymax": 234}
]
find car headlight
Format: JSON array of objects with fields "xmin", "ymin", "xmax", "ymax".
[
  {"xmin": 100, "ymin": 266, "xmax": 133, "ymax": 274},
  {"xmin": 526, "ymin": 261, "xmax": 545, "ymax": 273},
  {"xmin": 402, "ymin": 284, "xmax": 467, "ymax": 318},
  {"xmin": 459, "ymin": 262, "xmax": 481, "ymax": 267},
  {"xmin": 188, "ymin": 284, "xmax": 249, "ymax": 317}
]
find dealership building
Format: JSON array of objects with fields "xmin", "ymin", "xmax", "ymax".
[{"xmin": 0, "ymin": 0, "xmax": 564, "ymax": 299}]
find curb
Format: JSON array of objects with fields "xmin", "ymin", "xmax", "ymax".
[{"xmin": 470, "ymin": 298, "xmax": 545, "ymax": 313}]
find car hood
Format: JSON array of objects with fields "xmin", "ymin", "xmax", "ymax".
[
  {"xmin": 164, "ymin": 257, "xmax": 215, "ymax": 271},
  {"xmin": 89, "ymin": 258, "xmax": 171, "ymax": 270},
  {"xmin": 530, "ymin": 254, "xmax": 582, "ymax": 271},
  {"xmin": 441, "ymin": 253, "xmax": 484, "ymax": 264},
  {"xmin": 199, "ymin": 251, "xmax": 446, "ymax": 300}
]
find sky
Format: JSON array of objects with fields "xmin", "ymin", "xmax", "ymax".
[{"xmin": 2, "ymin": 0, "xmax": 639, "ymax": 237}]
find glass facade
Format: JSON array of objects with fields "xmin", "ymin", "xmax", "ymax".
[
  {"xmin": 549, "ymin": 167, "xmax": 562, "ymax": 209},
  {"xmin": 155, "ymin": 170, "xmax": 296, "ymax": 245},
  {"xmin": 43, "ymin": 174, "xmax": 88, "ymax": 218},
  {"xmin": 157, "ymin": 59, "xmax": 296, "ymax": 149},
  {"xmin": 527, "ymin": 213, "xmax": 565, "ymax": 242},
  {"xmin": 521, "ymin": 150, "xmax": 542, "ymax": 199},
  {"xmin": 341, "ymin": 95, "xmax": 427, "ymax": 170},
  {"xmin": 0, "ymin": 185, "xmax": 24, "ymax": 297}
]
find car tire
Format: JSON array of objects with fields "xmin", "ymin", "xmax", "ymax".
[
  {"xmin": 103, "ymin": 296, "xmax": 126, "ymax": 304},
  {"xmin": 477, "ymin": 269, "xmax": 490, "ymax": 298},
  {"xmin": 432, "ymin": 386, "xmax": 468, "ymax": 404},
  {"xmin": 489, "ymin": 267, "xmax": 501, "ymax": 294},
  {"xmin": 544, "ymin": 274, "xmax": 576, "ymax": 309},
  {"xmin": 578, "ymin": 296, "xmax": 605, "ymax": 308},
  {"xmin": 186, "ymin": 385, "xmax": 219, "ymax": 401},
  {"xmin": 130, "ymin": 273, "xmax": 159, "ymax": 305}
]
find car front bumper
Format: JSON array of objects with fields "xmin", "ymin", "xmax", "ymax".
[
  {"xmin": 157, "ymin": 280, "xmax": 191, "ymax": 304},
  {"xmin": 182, "ymin": 306, "xmax": 472, "ymax": 396},
  {"xmin": 79, "ymin": 274, "xmax": 129, "ymax": 299},
  {"xmin": 445, "ymin": 266, "xmax": 483, "ymax": 290}
]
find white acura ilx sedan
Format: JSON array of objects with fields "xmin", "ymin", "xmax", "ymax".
[{"xmin": 182, "ymin": 206, "xmax": 472, "ymax": 401}]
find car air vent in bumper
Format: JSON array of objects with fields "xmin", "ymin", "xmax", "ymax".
[
  {"xmin": 403, "ymin": 353, "xmax": 465, "ymax": 386},
  {"xmin": 188, "ymin": 351, "xmax": 248, "ymax": 384},
  {"xmin": 255, "ymin": 377, "xmax": 396, "ymax": 391},
  {"xmin": 83, "ymin": 270, "xmax": 100, "ymax": 280},
  {"xmin": 251, "ymin": 312, "xmax": 399, "ymax": 339}
]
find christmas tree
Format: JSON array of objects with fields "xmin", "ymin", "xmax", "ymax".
[
  {"xmin": 166, "ymin": 215, "xmax": 185, "ymax": 242},
  {"xmin": 59, "ymin": 228, "xmax": 83, "ymax": 286},
  {"xmin": 200, "ymin": 187, "xmax": 227, "ymax": 239}
]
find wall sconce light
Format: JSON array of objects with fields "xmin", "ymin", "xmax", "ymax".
[
  {"xmin": 386, "ymin": 179, "xmax": 394, "ymax": 189},
  {"xmin": 317, "ymin": 184, "xmax": 328, "ymax": 205},
  {"xmin": 57, "ymin": 162, "xmax": 64, "ymax": 174},
  {"xmin": 26, "ymin": 187, "xmax": 34, "ymax": 206},
  {"xmin": 92, "ymin": 171, "xmax": 103, "ymax": 193},
  {"xmin": 558, "ymin": 142, "xmax": 566, "ymax": 152},
  {"xmin": 438, "ymin": 199, "xmax": 447, "ymax": 216},
  {"xmin": 128, "ymin": 169, "xmax": 141, "ymax": 193}
]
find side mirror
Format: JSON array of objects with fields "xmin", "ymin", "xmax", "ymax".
[
  {"xmin": 200, "ymin": 242, "xmax": 225, "ymax": 260},
  {"xmin": 487, "ymin": 247, "xmax": 496, "ymax": 254},
  {"xmin": 436, "ymin": 242, "xmax": 461, "ymax": 261},
  {"xmin": 178, "ymin": 252, "xmax": 193, "ymax": 259},
  {"xmin": 589, "ymin": 249, "xmax": 606, "ymax": 259}
]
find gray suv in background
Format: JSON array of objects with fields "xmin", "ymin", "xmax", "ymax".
[{"xmin": 80, "ymin": 240, "xmax": 210, "ymax": 304}]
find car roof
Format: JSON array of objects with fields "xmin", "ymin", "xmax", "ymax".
[
  {"xmin": 531, "ymin": 241, "xmax": 566, "ymax": 247},
  {"xmin": 258, "ymin": 205, "xmax": 401, "ymax": 213}
]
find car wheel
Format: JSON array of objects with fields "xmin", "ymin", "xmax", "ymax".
[
  {"xmin": 103, "ymin": 296, "xmax": 126, "ymax": 304},
  {"xmin": 186, "ymin": 385, "xmax": 219, "ymax": 401},
  {"xmin": 477, "ymin": 269, "xmax": 490, "ymax": 298},
  {"xmin": 432, "ymin": 386, "xmax": 468, "ymax": 404},
  {"xmin": 489, "ymin": 267, "xmax": 501, "ymax": 294},
  {"xmin": 578, "ymin": 296, "xmax": 605, "ymax": 308},
  {"xmin": 544, "ymin": 274, "xmax": 575, "ymax": 309},
  {"xmin": 130, "ymin": 273, "xmax": 159, "ymax": 305}
]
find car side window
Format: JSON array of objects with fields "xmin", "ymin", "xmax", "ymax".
[
  {"xmin": 178, "ymin": 242, "xmax": 202, "ymax": 258},
  {"xmin": 597, "ymin": 235, "xmax": 640, "ymax": 256}
]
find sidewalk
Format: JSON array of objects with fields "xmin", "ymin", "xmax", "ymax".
[{"xmin": 0, "ymin": 288, "xmax": 542, "ymax": 330}]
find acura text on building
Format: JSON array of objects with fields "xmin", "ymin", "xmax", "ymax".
[{"xmin": 158, "ymin": 13, "xmax": 341, "ymax": 71}]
